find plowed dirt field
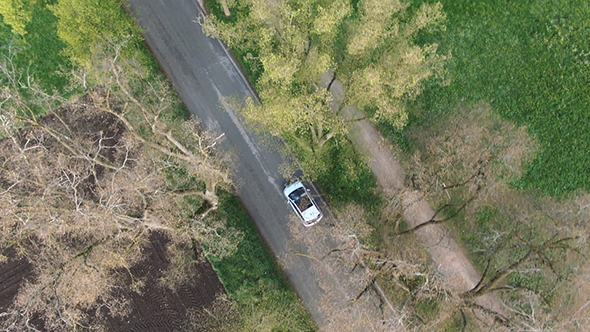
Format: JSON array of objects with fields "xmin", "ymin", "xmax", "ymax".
[{"xmin": 0, "ymin": 231, "xmax": 224, "ymax": 331}]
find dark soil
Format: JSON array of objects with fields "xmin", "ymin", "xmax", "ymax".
[
  {"xmin": 0, "ymin": 233, "xmax": 224, "ymax": 332},
  {"xmin": 101, "ymin": 231, "xmax": 224, "ymax": 332},
  {"xmin": 0, "ymin": 248, "xmax": 33, "ymax": 314}
]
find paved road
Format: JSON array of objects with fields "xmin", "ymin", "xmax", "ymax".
[{"xmin": 125, "ymin": 0, "xmax": 327, "ymax": 326}]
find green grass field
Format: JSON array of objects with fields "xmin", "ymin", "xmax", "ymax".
[
  {"xmin": 392, "ymin": 2, "xmax": 590, "ymax": 325},
  {"xmin": 406, "ymin": 0, "xmax": 590, "ymax": 196}
]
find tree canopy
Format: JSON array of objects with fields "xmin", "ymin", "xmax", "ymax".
[
  {"xmin": 203, "ymin": 0, "xmax": 448, "ymax": 151},
  {"xmin": 0, "ymin": 0, "xmax": 36, "ymax": 35},
  {"xmin": 343, "ymin": 1, "xmax": 447, "ymax": 127},
  {"xmin": 204, "ymin": 0, "xmax": 348, "ymax": 156},
  {"xmin": 49, "ymin": 0, "xmax": 142, "ymax": 68}
]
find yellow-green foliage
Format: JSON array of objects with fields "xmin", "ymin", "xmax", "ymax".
[
  {"xmin": 312, "ymin": 0, "xmax": 351, "ymax": 46},
  {"xmin": 49, "ymin": 0, "xmax": 139, "ymax": 67},
  {"xmin": 346, "ymin": 0, "xmax": 407, "ymax": 55},
  {"xmin": 344, "ymin": 0, "xmax": 447, "ymax": 128},
  {"xmin": 203, "ymin": 0, "xmax": 347, "ymax": 155},
  {"xmin": 0, "ymin": 0, "xmax": 36, "ymax": 35},
  {"xmin": 205, "ymin": 0, "xmax": 448, "ymax": 141}
]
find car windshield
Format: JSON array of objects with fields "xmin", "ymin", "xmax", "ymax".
[{"xmin": 288, "ymin": 187, "xmax": 306, "ymax": 201}]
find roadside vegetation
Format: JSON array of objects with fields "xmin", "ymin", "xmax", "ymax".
[
  {"xmin": 204, "ymin": 0, "xmax": 386, "ymax": 214},
  {"xmin": 202, "ymin": 0, "xmax": 447, "ymax": 219},
  {"xmin": 0, "ymin": 0, "xmax": 313, "ymax": 331},
  {"xmin": 205, "ymin": 0, "xmax": 590, "ymax": 331}
]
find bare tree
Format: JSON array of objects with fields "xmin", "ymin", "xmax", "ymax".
[
  {"xmin": 285, "ymin": 204, "xmax": 453, "ymax": 331},
  {"xmin": 0, "ymin": 42, "xmax": 240, "ymax": 331},
  {"xmin": 386, "ymin": 103, "xmax": 589, "ymax": 331}
]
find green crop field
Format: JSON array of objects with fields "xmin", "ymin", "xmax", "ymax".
[{"xmin": 407, "ymin": 0, "xmax": 590, "ymax": 196}]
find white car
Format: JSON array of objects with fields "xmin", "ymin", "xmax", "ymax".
[{"xmin": 283, "ymin": 181, "xmax": 322, "ymax": 227}]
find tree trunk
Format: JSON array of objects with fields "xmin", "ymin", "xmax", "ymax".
[{"xmin": 220, "ymin": 0, "xmax": 231, "ymax": 16}]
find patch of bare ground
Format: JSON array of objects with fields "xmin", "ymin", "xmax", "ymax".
[
  {"xmin": 404, "ymin": 102, "xmax": 537, "ymax": 208},
  {"xmin": 0, "ymin": 222, "xmax": 226, "ymax": 332},
  {"xmin": 0, "ymin": 60, "xmax": 237, "ymax": 330},
  {"xmin": 101, "ymin": 231, "xmax": 224, "ymax": 332},
  {"xmin": 0, "ymin": 249, "xmax": 34, "ymax": 326}
]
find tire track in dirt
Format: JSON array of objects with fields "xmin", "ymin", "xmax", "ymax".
[
  {"xmin": 0, "ymin": 249, "xmax": 32, "ymax": 314},
  {"xmin": 102, "ymin": 231, "xmax": 224, "ymax": 332}
]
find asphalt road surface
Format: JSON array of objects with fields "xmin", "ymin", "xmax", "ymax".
[{"xmin": 125, "ymin": 0, "xmax": 328, "ymax": 326}]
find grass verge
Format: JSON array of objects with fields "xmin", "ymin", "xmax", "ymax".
[{"xmin": 211, "ymin": 190, "xmax": 316, "ymax": 331}]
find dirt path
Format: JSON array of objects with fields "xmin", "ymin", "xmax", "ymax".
[{"xmin": 327, "ymin": 75, "xmax": 504, "ymax": 315}]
